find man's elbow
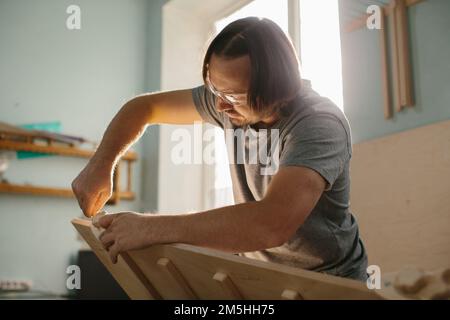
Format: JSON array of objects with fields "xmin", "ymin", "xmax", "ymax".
[{"xmin": 261, "ymin": 205, "xmax": 308, "ymax": 249}]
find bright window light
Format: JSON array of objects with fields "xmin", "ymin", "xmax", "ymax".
[
  {"xmin": 300, "ymin": 0, "xmax": 344, "ymax": 109},
  {"xmin": 215, "ymin": 0, "xmax": 288, "ymax": 34}
]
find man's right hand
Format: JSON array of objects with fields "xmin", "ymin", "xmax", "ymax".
[
  {"xmin": 71, "ymin": 158, "xmax": 113, "ymax": 218},
  {"xmin": 70, "ymin": 89, "xmax": 202, "ymax": 217}
]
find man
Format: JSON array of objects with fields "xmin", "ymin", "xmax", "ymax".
[{"xmin": 72, "ymin": 17, "xmax": 368, "ymax": 281}]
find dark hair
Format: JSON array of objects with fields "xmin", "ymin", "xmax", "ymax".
[{"xmin": 202, "ymin": 17, "xmax": 302, "ymax": 116}]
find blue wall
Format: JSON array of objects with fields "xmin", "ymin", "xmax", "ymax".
[
  {"xmin": 339, "ymin": 0, "xmax": 450, "ymax": 143},
  {"xmin": 0, "ymin": 0, "xmax": 165, "ymax": 294}
]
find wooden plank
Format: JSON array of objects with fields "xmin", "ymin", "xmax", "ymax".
[
  {"xmin": 157, "ymin": 258, "xmax": 198, "ymax": 299},
  {"xmin": 72, "ymin": 218, "xmax": 379, "ymax": 300},
  {"xmin": 389, "ymin": 0, "xmax": 403, "ymax": 112},
  {"xmin": 281, "ymin": 289, "xmax": 303, "ymax": 300},
  {"xmin": 0, "ymin": 140, "xmax": 137, "ymax": 161},
  {"xmin": 110, "ymin": 164, "xmax": 121, "ymax": 205},
  {"xmin": 212, "ymin": 272, "xmax": 244, "ymax": 299},
  {"xmin": 0, "ymin": 183, "xmax": 134, "ymax": 202},
  {"xmin": 127, "ymin": 161, "xmax": 132, "ymax": 192},
  {"xmin": 130, "ymin": 244, "xmax": 379, "ymax": 300},
  {"xmin": 72, "ymin": 218, "xmax": 159, "ymax": 299},
  {"xmin": 395, "ymin": 0, "xmax": 414, "ymax": 107},
  {"xmin": 379, "ymin": 9, "xmax": 392, "ymax": 119},
  {"xmin": 350, "ymin": 119, "xmax": 450, "ymax": 273}
]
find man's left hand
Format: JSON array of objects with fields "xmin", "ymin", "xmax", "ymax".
[{"xmin": 96, "ymin": 212, "xmax": 154, "ymax": 264}]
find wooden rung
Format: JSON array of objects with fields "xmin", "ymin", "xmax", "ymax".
[
  {"xmin": 0, "ymin": 139, "xmax": 137, "ymax": 161},
  {"xmin": 395, "ymin": 0, "xmax": 414, "ymax": 107},
  {"xmin": 379, "ymin": 9, "xmax": 392, "ymax": 119},
  {"xmin": 122, "ymin": 252, "xmax": 162, "ymax": 300},
  {"xmin": 212, "ymin": 272, "xmax": 244, "ymax": 300},
  {"xmin": 157, "ymin": 258, "xmax": 197, "ymax": 299},
  {"xmin": 127, "ymin": 161, "xmax": 132, "ymax": 192},
  {"xmin": 111, "ymin": 164, "xmax": 121, "ymax": 205},
  {"xmin": 281, "ymin": 289, "xmax": 303, "ymax": 300},
  {"xmin": 389, "ymin": 0, "xmax": 403, "ymax": 112}
]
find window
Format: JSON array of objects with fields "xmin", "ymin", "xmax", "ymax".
[
  {"xmin": 210, "ymin": 0, "xmax": 289, "ymax": 208},
  {"xmin": 299, "ymin": 0, "xmax": 343, "ymax": 109}
]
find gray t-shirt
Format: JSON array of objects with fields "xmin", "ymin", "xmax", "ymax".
[{"xmin": 192, "ymin": 81, "xmax": 368, "ymax": 281}]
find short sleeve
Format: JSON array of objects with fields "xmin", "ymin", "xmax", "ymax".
[
  {"xmin": 191, "ymin": 85, "xmax": 224, "ymax": 128},
  {"xmin": 280, "ymin": 114, "xmax": 351, "ymax": 190}
]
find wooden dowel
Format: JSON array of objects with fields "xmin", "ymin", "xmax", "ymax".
[
  {"xmin": 389, "ymin": 0, "xmax": 403, "ymax": 112},
  {"xmin": 395, "ymin": 0, "xmax": 414, "ymax": 107},
  {"xmin": 127, "ymin": 161, "xmax": 132, "ymax": 192},
  {"xmin": 111, "ymin": 163, "xmax": 120, "ymax": 205},
  {"xmin": 157, "ymin": 258, "xmax": 197, "ymax": 299},
  {"xmin": 121, "ymin": 252, "xmax": 162, "ymax": 300},
  {"xmin": 281, "ymin": 289, "xmax": 303, "ymax": 300},
  {"xmin": 212, "ymin": 272, "xmax": 244, "ymax": 299},
  {"xmin": 0, "ymin": 140, "xmax": 137, "ymax": 161},
  {"xmin": 379, "ymin": 9, "xmax": 392, "ymax": 119}
]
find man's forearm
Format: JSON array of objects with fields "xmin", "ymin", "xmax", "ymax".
[
  {"xmin": 91, "ymin": 97, "xmax": 151, "ymax": 166},
  {"xmin": 153, "ymin": 200, "xmax": 287, "ymax": 254}
]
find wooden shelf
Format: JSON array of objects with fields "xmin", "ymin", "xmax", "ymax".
[
  {"xmin": 0, "ymin": 138, "xmax": 137, "ymax": 204},
  {"xmin": 0, "ymin": 183, "xmax": 134, "ymax": 203},
  {"xmin": 0, "ymin": 140, "xmax": 137, "ymax": 161}
]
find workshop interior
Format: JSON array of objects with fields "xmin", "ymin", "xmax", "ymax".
[{"xmin": 0, "ymin": 0, "xmax": 449, "ymax": 300}]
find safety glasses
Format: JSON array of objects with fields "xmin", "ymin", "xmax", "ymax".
[{"xmin": 205, "ymin": 69, "xmax": 248, "ymax": 106}]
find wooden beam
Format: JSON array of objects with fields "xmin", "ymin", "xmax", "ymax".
[
  {"xmin": 72, "ymin": 219, "xmax": 159, "ymax": 299},
  {"xmin": 0, "ymin": 140, "xmax": 137, "ymax": 161},
  {"xmin": 0, "ymin": 182, "xmax": 134, "ymax": 203},
  {"xmin": 379, "ymin": 9, "xmax": 392, "ymax": 119},
  {"xmin": 73, "ymin": 218, "xmax": 381, "ymax": 300},
  {"xmin": 389, "ymin": 0, "xmax": 403, "ymax": 112},
  {"xmin": 212, "ymin": 272, "xmax": 244, "ymax": 299},
  {"xmin": 395, "ymin": 0, "xmax": 414, "ymax": 107},
  {"xmin": 157, "ymin": 258, "xmax": 198, "ymax": 299},
  {"xmin": 281, "ymin": 289, "xmax": 303, "ymax": 300}
]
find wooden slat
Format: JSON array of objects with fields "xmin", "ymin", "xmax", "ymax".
[
  {"xmin": 72, "ymin": 219, "xmax": 158, "ymax": 299},
  {"xmin": 72, "ymin": 218, "xmax": 380, "ymax": 300},
  {"xmin": 0, "ymin": 140, "xmax": 137, "ymax": 161},
  {"xmin": 379, "ymin": 9, "xmax": 392, "ymax": 119},
  {"xmin": 212, "ymin": 272, "xmax": 244, "ymax": 299},
  {"xmin": 395, "ymin": 0, "xmax": 414, "ymax": 107},
  {"xmin": 110, "ymin": 164, "xmax": 121, "ymax": 205},
  {"xmin": 0, "ymin": 182, "xmax": 134, "ymax": 202},
  {"xmin": 157, "ymin": 258, "xmax": 198, "ymax": 299},
  {"xmin": 281, "ymin": 289, "xmax": 303, "ymax": 300},
  {"xmin": 389, "ymin": 0, "xmax": 403, "ymax": 112}
]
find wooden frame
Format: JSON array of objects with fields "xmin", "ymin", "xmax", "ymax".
[
  {"xmin": 344, "ymin": 0, "xmax": 422, "ymax": 118},
  {"xmin": 72, "ymin": 218, "xmax": 381, "ymax": 300},
  {"xmin": 0, "ymin": 139, "xmax": 137, "ymax": 204},
  {"xmin": 379, "ymin": 7, "xmax": 392, "ymax": 118}
]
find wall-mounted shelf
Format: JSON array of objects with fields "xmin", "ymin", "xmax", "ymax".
[{"xmin": 0, "ymin": 139, "xmax": 137, "ymax": 205}]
